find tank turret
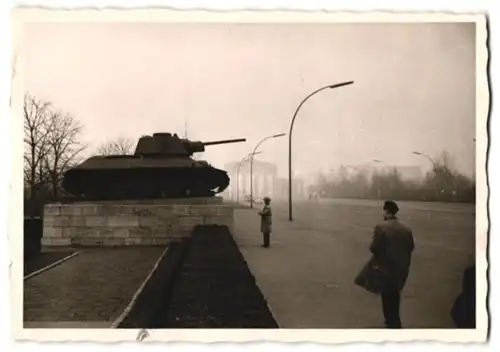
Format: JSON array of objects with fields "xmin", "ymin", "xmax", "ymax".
[
  {"xmin": 61, "ymin": 132, "xmax": 246, "ymax": 200},
  {"xmin": 133, "ymin": 132, "xmax": 246, "ymax": 156}
]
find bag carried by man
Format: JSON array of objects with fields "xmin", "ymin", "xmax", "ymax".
[
  {"xmin": 354, "ymin": 256, "xmax": 391, "ymax": 295},
  {"xmin": 355, "ymin": 226, "xmax": 393, "ymax": 295}
]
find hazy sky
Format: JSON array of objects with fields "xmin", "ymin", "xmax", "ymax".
[{"xmin": 22, "ymin": 22, "xmax": 476, "ymax": 180}]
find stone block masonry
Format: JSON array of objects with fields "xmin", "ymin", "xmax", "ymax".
[{"xmin": 42, "ymin": 198, "xmax": 233, "ymax": 247}]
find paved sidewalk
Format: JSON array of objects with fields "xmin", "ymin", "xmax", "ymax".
[
  {"xmin": 23, "ymin": 247, "xmax": 165, "ymax": 327},
  {"xmin": 233, "ymin": 208, "xmax": 382, "ymax": 328},
  {"xmin": 232, "ymin": 201, "xmax": 474, "ymax": 328}
]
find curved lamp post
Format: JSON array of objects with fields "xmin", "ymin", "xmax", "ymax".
[
  {"xmin": 236, "ymin": 151, "xmax": 262, "ymax": 203},
  {"xmin": 250, "ymin": 133, "xmax": 286, "ymax": 208},
  {"xmin": 372, "ymin": 159, "xmax": 384, "ymax": 199},
  {"xmin": 411, "ymin": 151, "xmax": 436, "ymax": 169},
  {"xmin": 412, "ymin": 151, "xmax": 440, "ymax": 199},
  {"xmin": 373, "ymin": 159, "xmax": 385, "ymax": 172},
  {"xmin": 288, "ymin": 81, "xmax": 354, "ymax": 221}
]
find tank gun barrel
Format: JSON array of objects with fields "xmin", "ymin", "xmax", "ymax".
[
  {"xmin": 184, "ymin": 138, "xmax": 246, "ymax": 154},
  {"xmin": 202, "ymin": 138, "xmax": 246, "ymax": 146}
]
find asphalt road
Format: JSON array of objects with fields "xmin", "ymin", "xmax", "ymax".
[{"xmin": 233, "ymin": 198, "xmax": 476, "ymax": 328}]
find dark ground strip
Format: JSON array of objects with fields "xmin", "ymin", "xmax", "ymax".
[
  {"xmin": 24, "ymin": 251, "xmax": 76, "ymax": 277},
  {"xmin": 161, "ymin": 225, "xmax": 278, "ymax": 328},
  {"xmin": 118, "ymin": 240, "xmax": 190, "ymax": 328}
]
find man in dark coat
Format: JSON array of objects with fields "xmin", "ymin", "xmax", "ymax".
[
  {"xmin": 258, "ymin": 196, "xmax": 272, "ymax": 248},
  {"xmin": 370, "ymin": 200, "xmax": 415, "ymax": 328},
  {"xmin": 451, "ymin": 265, "xmax": 476, "ymax": 328}
]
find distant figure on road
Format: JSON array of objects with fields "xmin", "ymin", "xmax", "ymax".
[
  {"xmin": 370, "ymin": 200, "xmax": 415, "ymax": 328},
  {"xmin": 258, "ymin": 196, "xmax": 272, "ymax": 248}
]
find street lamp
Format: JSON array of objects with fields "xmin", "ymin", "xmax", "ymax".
[
  {"xmin": 373, "ymin": 159, "xmax": 386, "ymax": 171},
  {"xmin": 250, "ymin": 133, "xmax": 286, "ymax": 208},
  {"xmin": 372, "ymin": 159, "xmax": 384, "ymax": 199},
  {"xmin": 288, "ymin": 81, "xmax": 354, "ymax": 221},
  {"xmin": 412, "ymin": 151, "xmax": 446, "ymax": 200},
  {"xmin": 411, "ymin": 151, "xmax": 436, "ymax": 168},
  {"xmin": 236, "ymin": 151, "xmax": 262, "ymax": 203}
]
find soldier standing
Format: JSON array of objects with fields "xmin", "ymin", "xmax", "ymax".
[{"xmin": 258, "ymin": 196, "xmax": 272, "ymax": 248}]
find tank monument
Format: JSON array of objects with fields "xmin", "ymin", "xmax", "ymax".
[
  {"xmin": 42, "ymin": 132, "xmax": 246, "ymax": 247},
  {"xmin": 28, "ymin": 133, "xmax": 279, "ymax": 329}
]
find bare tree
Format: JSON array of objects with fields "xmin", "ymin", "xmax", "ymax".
[
  {"xmin": 23, "ymin": 93, "xmax": 51, "ymax": 199},
  {"xmin": 97, "ymin": 137, "xmax": 135, "ymax": 155},
  {"xmin": 437, "ymin": 150, "xmax": 455, "ymax": 173},
  {"xmin": 23, "ymin": 92, "xmax": 87, "ymax": 211},
  {"xmin": 43, "ymin": 110, "xmax": 86, "ymax": 198}
]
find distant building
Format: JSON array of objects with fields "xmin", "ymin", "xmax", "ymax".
[
  {"xmin": 224, "ymin": 159, "xmax": 278, "ymax": 201},
  {"xmin": 221, "ymin": 159, "xmax": 306, "ymax": 201}
]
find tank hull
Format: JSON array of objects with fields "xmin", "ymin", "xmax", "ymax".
[{"xmin": 61, "ymin": 157, "xmax": 230, "ymax": 200}]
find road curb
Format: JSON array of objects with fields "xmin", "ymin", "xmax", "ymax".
[
  {"xmin": 110, "ymin": 245, "xmax": 170, "ymax": 328},
  {"xmin": 24, "ymin": 251, "xmax": 80, "ymax": 281}
]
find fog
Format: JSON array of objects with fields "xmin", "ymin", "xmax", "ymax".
[{"xmin": 22, "ymin": 22, "xmax": 476, "ymax": 182}]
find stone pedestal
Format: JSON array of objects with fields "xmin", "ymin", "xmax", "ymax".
[{"xmin": 42, "ymin": 197, "xmax": 233, "ymax": 246}]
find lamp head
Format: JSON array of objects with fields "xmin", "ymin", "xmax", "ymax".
[{"xmin": 328, "ymin": 81, "xmax": 354, "ymax": 89}]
